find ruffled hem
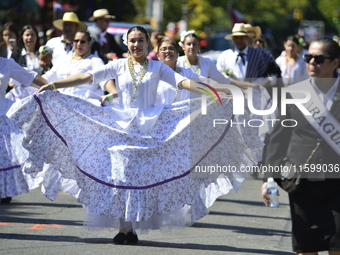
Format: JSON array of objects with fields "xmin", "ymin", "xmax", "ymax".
[
  {"xmin": 7, "ymin": 91, "xmax": 263, "ymax": 230},
  {"xmin": 0, "ymin": 114, "xmax": 39, "ymax": 198}
]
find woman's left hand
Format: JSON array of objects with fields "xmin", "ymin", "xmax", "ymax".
[{"xmin": 101, "ymin": 93, "xmax": 118, "ymax": 104}]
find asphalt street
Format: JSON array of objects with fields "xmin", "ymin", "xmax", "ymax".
[{"xmin": 0, "ymin": 177, "xmax": 315, "ymax": 255}]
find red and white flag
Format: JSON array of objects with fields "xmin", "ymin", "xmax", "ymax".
[
  {"xmin": 229, "ymin": 7, "xmax": 247, "ymax": 27},
  {"xmin": 53, "ymin": 1, "xmax": 63, "ymax": 11}
]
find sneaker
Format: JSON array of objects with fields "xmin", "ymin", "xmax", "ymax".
[
  {"xmin": 113, "ymin": 232, "xmax": 127, "ymax": 244},
  {"xmin": 1, "ymin": 197, "xmax": 12, "ymax": 204},
  {"xmin": 126, "ymin": 232, "xmax": 138, "ymax": 244}
]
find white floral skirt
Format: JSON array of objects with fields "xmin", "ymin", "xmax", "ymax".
[
  {"xmin": 7, "ymin": 91, "xmax": 263, "ymax": 233},
  {"xmin": 0, "ymin": 114, "xmax": 41, "ymax": 198}
]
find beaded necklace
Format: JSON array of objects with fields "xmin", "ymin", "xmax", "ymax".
[
  {"xmin": 184, "ymin": 54, "xmax": 200, "ymax": 75},
  {"xmin": 127, "ymin": 57, "xmax": 149, "ymax": 102},
  {"xmin": 67, "ymin": 51, "xmax": 91, "ymax": 77}
]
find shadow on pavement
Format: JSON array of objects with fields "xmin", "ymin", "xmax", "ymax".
[
  {"xmin": 216, "ymin": 198, "xmax": 289, "ymax": 207},
  {"xmin": 192, "ymin": 222, "xmax": 290, "ymax": 237},
  {"xmin": 208, "ymin": 210, "xmax": 291, "ymax": 221},
  {"xmin": 0, "ymin": 233, "xmax": 293, "ymax": 254},
  {"xmin": 138, "ymin": 240, "xmax": 293, "ymax": 254}
]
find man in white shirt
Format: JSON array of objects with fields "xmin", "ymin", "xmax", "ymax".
[
  {"xmin": 87, "ymin": 9, "xmax": 125, "ymax": 64},
  {"xmin": 216, "ymin": 23, "xmax": 280, "ymax": 87},
  {"xmin": 45, "ymin": 12, "xmax": 87, "ymax": 66}
]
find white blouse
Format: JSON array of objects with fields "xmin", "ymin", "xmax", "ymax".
[
  {"xmin": 43, "ymin": 54, "xmax": 106, "ymax": 102},
  {"xmin": 156, "ymin": 67, "xmax": 205, "ymax": 105},
  {"xmin": 90, "ymin": 59, "xmax": 186, "ymax": 109},
  {"xmin": 0, "ymin": 58, "xmax": 37, "ymax": 116},
  {"xmin": 275, "ymin": 53, "xmax": 309, "ymax": 86},
  {"xmin": 177, "ymin": 55, "xmax": 231, "ymax": 84}
]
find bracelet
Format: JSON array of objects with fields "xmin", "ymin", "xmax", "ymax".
[
  {"xmin": 50, "ymin": 82, "xmax": 57, "ymax": 90},
  {"xmin": 107, "ymin": 93, "xmax": 113, "ymax": 101}
]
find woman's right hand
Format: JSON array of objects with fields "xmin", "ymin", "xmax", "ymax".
[
  {"xmin": 261, "ymin": 182, "xmax": 270, "ymax": 206},
  {"xmin": 37, "ymin": 83, "xmax": 55, "ymax": 93},
  {"xmin": 101, "ymin": 93, "xmax": 118, "ymax": 105}
]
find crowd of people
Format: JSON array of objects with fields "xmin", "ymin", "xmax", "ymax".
[{"xmin": 1, "ymin": 8, "xmax": 340, "ymax": 255}]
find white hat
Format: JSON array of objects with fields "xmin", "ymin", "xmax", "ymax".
[
  {"xmin": 89, "ymin": 9, "xmax": 115, "ymax": 21},
  {"xmin": 53, "ymin": 12, "xmax": 87, "ymax": 31},
  {"xmin": 225, "ymin": 23, "xmax": 248, "ymax": 40}
]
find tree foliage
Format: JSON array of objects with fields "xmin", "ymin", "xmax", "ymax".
[{"xmin": 119, "ymin": 0, "xmax": 339, "ymax": 40}]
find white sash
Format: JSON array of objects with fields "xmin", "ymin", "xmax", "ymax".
[{"xmin": 289, "ymin": 81, "xmax": 340, "ymax": 156}]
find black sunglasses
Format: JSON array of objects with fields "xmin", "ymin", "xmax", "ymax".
[
  {"xmin": 304, "ymin": 54, "xmax": 333, "ymax": 64},
  {"xmin": 73, "ymin": 39, "xmax": 88, "ymax": 44}
]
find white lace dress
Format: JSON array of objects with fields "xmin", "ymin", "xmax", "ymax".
[
  {"xmin": 7, "ymin": 59, "xmax": 263, "ymax": 233},
  {"xmin": 0, "ymin": 58, "xmax": 42, "ymax": 198}
]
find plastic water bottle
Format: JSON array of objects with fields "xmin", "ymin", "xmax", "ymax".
[{"xmin": 266, "ymin": 177, "xmax": 279, "ymax": 207}]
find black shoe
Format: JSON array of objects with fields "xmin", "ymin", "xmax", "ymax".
[
  {"xmin": 1, "ymin": 197, "xmax": 12, "ymax": 204},
  {"xmin": 126, "ymin": 232, "xmax": 138, "ymax": 244},
  {"xmin": 113, "ymin": 232, "xmax": 127, "ymax": 244}
]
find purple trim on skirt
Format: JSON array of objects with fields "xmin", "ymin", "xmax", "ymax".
[
  {"xmin": 33, "ymin": 94, "xmax": 233, "ymax": 189},
  {"xmin": 0, "ymin": 164, "xmax": 22, "ymax": 172},
  {"xmin": 264, "ymin": 97, "xmax": 272, "ymax": 110}
]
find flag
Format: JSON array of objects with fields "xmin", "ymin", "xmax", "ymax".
[
  {"xmin": 34, "ymin": 0, "xmax": 45, "ymax": 7},
  {"xmin": 53, "ymin": 1, "xmax": 63, "ymax": 11},
  {"xmin": 229, "ymin": 7, "xmax": 247, "ymax": 27}
]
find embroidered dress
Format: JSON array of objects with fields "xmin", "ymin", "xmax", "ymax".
[
  {"xmin": 7, "ymin": 58, "xmax": 263, "ymax": 233},
  {"xmin": 0, "ymin": 58, "xmax": 42, "ymax": 198}
]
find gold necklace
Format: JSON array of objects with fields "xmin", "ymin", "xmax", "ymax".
[
  {"xmin": 67, "ymin": 51, "xmax": 91, "ymax": 77},
  {"xmin": 127, "ymin": 57, "xmax": 149, "ymax": 102},
  {"xmin": 184, "ymin": 54, "xmax": 200, "ymax": 75}
]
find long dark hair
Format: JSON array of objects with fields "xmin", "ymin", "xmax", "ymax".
[
  {"xmin": 0, "ymin": 22, "xmax": 19, "ymax": 46},
  {"xmin": 19, "ymin": 25, "xmax": 40, "ymax": 52},
  {"xmin": 75, "ymin": 30, "xmax": 93, "ymax": 42},
  {"xmin": 284, "ymin": 35, "xmax": 299, "ymax": 46},
  {"xmin": 312, "ymin": 38, "xmax": 340, "ymax": 76},
  {"xmin": 127, "ymin": 26, "xmax": 150, "ymax": 43}
]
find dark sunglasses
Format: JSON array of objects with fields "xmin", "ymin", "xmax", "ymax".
[
  {"xmin": 73, "ymin": 39, "xmax": 88, "ymax": 44},
  {"xmin": 304, "ymin": 54, "xmax": 333, "ymax": 64}
]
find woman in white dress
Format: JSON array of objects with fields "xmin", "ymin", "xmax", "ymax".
[
  {"xmin": 6, "ymin": 25, "xmax": 43, "ymax": 101},
  {"xmin": 156, "ymin": 37, "xmax": 227, "ymax": 104},
  {"xmin": 275, "ymin": 35, "xmax": 309, "ymax": 86},
  {"xmin": 7, "ymin": 26, "xmax": 263, "ymax": 243},
  {"xmin": 0, "ymin": 58, "xmax": 47, "ymax": 203},
  {"xmin": 42, "ymin": 30, "xmax": 116, "ymax": 105}
]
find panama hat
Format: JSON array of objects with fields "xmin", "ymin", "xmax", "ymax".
[
  {"xmin": 89, "ymin": 9, "xmax": 115, "ymax": 21},
  {"xmin": 53, "ymin": 12, "xmax": 87, "ymax": 31},
  {"xmin": 225, "ymin": 23, "xmax": 248, "ymax": 40},
  {"xmin": 244, "ymin": 24, "xmax": 262, "ymax": 39}
]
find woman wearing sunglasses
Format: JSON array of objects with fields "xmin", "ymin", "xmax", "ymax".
[
  {"xmin": 42, "ymin": 30, "xmax": 116, "ymax": 106},
  {"xmin": 262, "ymin": 38, "xmax": 340, "ymax": 254},
  {"xmin": 7, "ymin": 26, "xmax": 262, "ymax": 244},
  {"xmin": 275, "ymin": 35, "xmax": 309, "ymax": 86}
]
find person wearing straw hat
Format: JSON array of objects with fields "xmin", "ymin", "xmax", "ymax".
[
  {"xmin": 88, "ymin": 9, "xmax": 125, "ymax": 64},
  {"xmin": 217, "ymin": 23, "xmax": 280, "ymax": 88},
  {"xmin": 244, "ymin": 24, "xmax": 262, "ymax": 47},
  {"xmin": 45, "ymin": 12, "xmax": 87, "ymax": 66},
  {"xmin": 217, "ymin": 23, "xmax": 282, "ymax": 169}
]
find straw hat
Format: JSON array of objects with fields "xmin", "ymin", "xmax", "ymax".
[
  {"xmin": 53, "ymin": 12, "xmax": 87, "ymax": 31},
  {"xmin": 89, "ymin": 9, "xmax": 115, "ymax": 21},
  {"xmin": 244, "ymin": 24, "xmax": 262, "ymax": 39},
  {"xmin": 225, "ymin": 23, "xmax": 248, "ymax": 40}
]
